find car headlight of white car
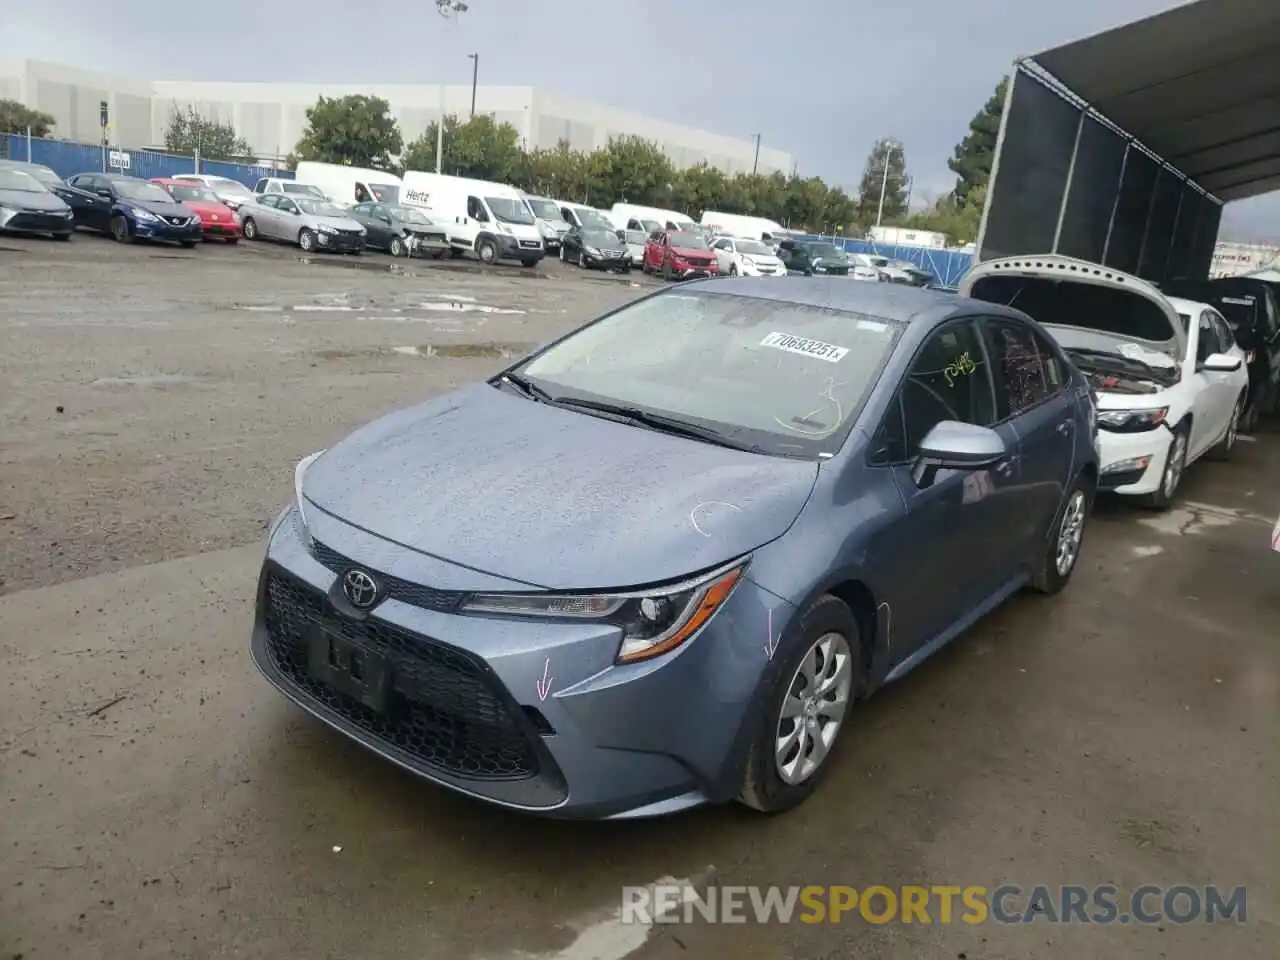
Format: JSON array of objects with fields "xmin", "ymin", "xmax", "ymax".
[
  {"xmin": 317, "ymin": 224, "xmax": 338, "ymax": 235},
  {"xmin": 461, "ymin": 560, "xmax": 748, "ymax": 664},
  {"xmin": 1097, "ymin": 407, "xmax": 1168, "ymax": 432},
  {"xmin": 293, "ymin": 450, "xmax": 326, "ymax": 539}
]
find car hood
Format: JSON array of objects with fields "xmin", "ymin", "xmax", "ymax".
[
  {"xmin": 302, "ymin": 383, "xmax": 820, "ymax": 590},
  {"xmin": 184, "ymin": 199, "xmax": 234, "ymax": 218},
  {"xmin": 0, "ymin": 188, "xmax": 67, "ymax": 211},
  {"xmin": 128, "ymin": 197, "xmax": 196, "ymax": 217},
  {"xmin": 670, "ymin": 245, "xmax": 713, "ymax": 258},
  {"xmin": 307, "ymin": 213, "xmax": 363, "ymax": 230}
]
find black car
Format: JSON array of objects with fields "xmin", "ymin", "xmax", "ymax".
[
  {"xmin": 346, "ymin": 202, "xmax": 449, "ymax": 258},
  {"xmin": 1162, "ymin": 276, "xmax": 1280, "ymax": 430},
  {"xmin": 890, "ymin": 260, "xmax": 939, "ymax": 286},
  {"xmin": 0, "ymin": 164, "xmax": 74, "ymax": 239},
  {"xmin": 777, "ymin": 239, "xmax": 850, "ymax": 276},
  {"xmin": 59, "ymin": 173, "xmax": 202, "ymax": 246},
  {"xmin": 560, "ymin": 225, "xmax": 632, "ymax": 272}
]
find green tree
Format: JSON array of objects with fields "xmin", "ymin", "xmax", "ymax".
[
  {"xmin": 526, "ymin": 140, "xmax": 588, "ymax": 200},
  {"xmin": 403, "ymin": 114, "xmax": 528, "ymax": 183},
  {"xmin": 0, "ymin": 99, "xmax": 55, "ymax": 137},
  {"xmin": 948, "ymin": 76, "xmax": 1007, "ymax": 205},
  {"xmin": 294, "ymin": 94, "xmax": 402, "ymax": 169},
  {"xmin": 901, "ymin": 183, "xmax": 986, "ymax": 246},
  {"xmin": 856, "ymin": 137, "xmax": 909, "ymax": 225},
  {"xmin": 592, "ymin": 136, "xmax": 674, "ymax": 206},
  {"xmin": 164, "ymin": 106, "xmax": 251, "ymax": 160}
]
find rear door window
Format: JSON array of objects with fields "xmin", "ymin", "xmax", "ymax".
[{"xmin": 985, "ymin": 319, "xmax": 1051, "ymax": 418}]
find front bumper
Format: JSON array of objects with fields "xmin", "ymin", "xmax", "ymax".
[
  {"xmin": 199, "ymin": 218, "xmax": 241, "ymax": 238},
  {"xmin": 314, "ymin": 230, "xmax": 365, "ymax": 253},
  {"xmin": 250, "ymin": 506, "xmax": 781, "ymax": 819},
  {"xmin": 583, "ymin": 250, "xmax": 631, "ymax": 270},
  {"xmin": 669, "ymin": 261, "xmax": 717, "ymax": 279},
  {"xmin": 0, "ymin": 208, "xmax": 74, "ymax": 236},
  {"xmin": 133, "ymin": 216, "xmax": 202, "ymax": 242},
  {"xmin": 738, "ymin": 262, "xmax": 784, "ymax": 277},
  {"xmin": 497, "ymin": 234, "xmax": 545, "ymax": 262},
  {"xmin": 406, "ymin": 229, "xmax": 450, "ymax": 256},
  {"xmin": 1097, "ymin": 425, "xmax": 1173, "ymax": 494}
]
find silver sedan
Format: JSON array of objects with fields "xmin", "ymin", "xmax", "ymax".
[{"xmin": 239, "ymin": 195, "xmax": 367, "ymax": 254}]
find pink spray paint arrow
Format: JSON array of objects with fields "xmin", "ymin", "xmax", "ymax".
[{"xmin": 535, "ymin": 658, "xmax": 553, "ymax": 702}]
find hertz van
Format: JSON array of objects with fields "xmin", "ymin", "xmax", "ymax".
[
  {"xmin": 293, "ymin": 161, "xmax": 403, "ymax": 207},
  {"xmin": 400, "ymin": 172, "xmax": 545, "ymax": 267}
]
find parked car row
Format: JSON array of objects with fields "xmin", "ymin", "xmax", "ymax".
[{"xmin": 251, "ymin": 251, "xmax": 1266, "ymax": 822}]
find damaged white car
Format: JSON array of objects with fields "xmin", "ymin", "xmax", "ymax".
[{"xmin": 962, "ymin": 256, "xmax": 1249, "ymax": 509}]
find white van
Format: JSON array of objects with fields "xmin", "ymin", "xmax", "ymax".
[
  {"xmin": 555, "ymin": 201, "xmax": 618, "ymax": 233},
  {"xmin": 400, "ymin": 172, "xmax": 544, "ymax": 266},
  {"xmin": 520, "ymin": 193, "xmax": 570, "ymax": 253},
  {"xmin": 294, "ymin": 161, "xmax": 403, "ymax": 207},
  {"xmin": 610, "ymin": 203, "xmax": 697, "ymax": 234},
  {"xmin": 700, "ymin": 211, "xmax": 787, "ymax": 244}
]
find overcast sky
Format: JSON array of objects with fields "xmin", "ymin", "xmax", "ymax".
[{"xmin": 5, "ymin": 0, "xmax": 1277, "ymax": 239}]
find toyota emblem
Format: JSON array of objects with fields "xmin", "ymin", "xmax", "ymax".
[{"xmin": 342, "ymin": 569, "xmax": 380, "ymax": 609}]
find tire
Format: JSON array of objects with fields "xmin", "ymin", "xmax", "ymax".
[
  {"xmin": 558, "ymin": 244, "xmax": 566, "ymax": 262},
  {"xmin": 520, "ymin": 259, "xmax": 538, "ymax": 268},
  {"xmin": 110, "ymin": 215, "xmax": 132, "ymax": 244},
  {"xmin": 729, "ymin": 264, "xmax": 738, "ymax": 277},
  {"xmin": 1240, "ymin": 390, "xmax": 1260, "ymax": 434},
  {"xmin": 389, "ymin": 236, "xmax": 406, "ymax": 257},
  {"xmin": 1141, "ymin": 422, "xmax": 1189, "ymax": 510},
  {"xmin": 297, "ymin": 228, "xmax": 315, "ymax": 253},
  {"xmin": 577, "ymin": 250, "xmax": 586, "ymax": 268},
  {"xmin": 476, "ymin": 237, "xmax": 498, "ymax": 264},
  {"xmin": 739, "ymin": 595, "xmax": 860, "ymax": 814},
  {"xmin": 1206, "ymin": 394, "xmax": 1245, "ymax": 461},
  {"xmin": 53, "ymin": 232, "xmax": 71, "ymax": 242},
  {"xmin": 180, "ymin": 240, "xmax": 196, "ymax": 248},
  {"xmin": 1029, "ymin": 473, "xmax": 1093, "ymax": 595},
  {"xmin": 241, "ymin": 217, "xmax": 258, "ymax": 241}
]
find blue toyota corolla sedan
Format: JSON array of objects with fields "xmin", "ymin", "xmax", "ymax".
[{"xmin": 251, "ymin": 278, "xmax": 1099, "ymax": 819}]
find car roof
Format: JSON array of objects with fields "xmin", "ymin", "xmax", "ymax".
[
  {"xmin": 1165, "ymin": 295, "xmax": 1216, "ymax": 317},
  {"xmin": 688, "ymin": 276, "xmax": 985, "ymax": 326}
]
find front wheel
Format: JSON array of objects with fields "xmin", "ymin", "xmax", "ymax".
[
  {"xmin": 110, "ymin": 215, "xmax": 132, "ymax": 244},
  {"xmin": 389, "ymin": 236, "xmax": 406, "ymax": 257},
  {"xmin": 1142, "ymin": 423, "xmax": 1188, "ymax": 511},
  {"xmin": 1030, "ymin": 475, "xmax": 1093, "ymax": 595},
  {"xmin": 729, "ymin": 264, "xmax": 738, "ymax": 277},
  {"xmin": 241, "ymin": 217, "xmax": 258, "ymax": 241},
  {"xmin": 297, "ymin": 228, "xmax": 315, "ymax": 252},
  {"xmin": 739, "ymin": 595, "xmax": 860, "ymax": 814},
  {"xmin": 476, "ymin": 237, "xmax": 498, "ymax": 264},
  {"xmin": 578, "ymin": 250, "xmax": 587, "ymax": 269},
  {"xmin": 520, "ymin": 258, "xmax": 538, "ymax": 268},
  {"xmin": 53, "ymin": 232, "xmax": 71, "ymax": 242},
  {"xmin": 180, "ymin": 240, "xmax": 197, "ymax": 248}
]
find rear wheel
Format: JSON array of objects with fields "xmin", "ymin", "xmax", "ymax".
[
  {"xmin": 1142, "ymin": 422, "xmax": 1188, "ymax": 511},
  {"xmin": 1030, "ymin": 474, "xmax": 1092, "ymax": 595},
  {"xmin": 110, "ymin": 215, "xmax": 132, "ymax": 244}
]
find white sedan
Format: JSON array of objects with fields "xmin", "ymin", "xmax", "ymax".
[
  {"xmin": 961, "ymin": 257, "xmax": 1250, "ymax": 510},
  {"xmin": 846, "ymin": 253, "xmax": 886, "ymax": 282},
  {"xmin": 710, "ymin": 236, "xmax": 785, "ymax": 277}
]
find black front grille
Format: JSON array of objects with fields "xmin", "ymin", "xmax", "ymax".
[
  {"xmin": 263, "ymin": 572, "xmax": 539, "ymax": 780},
  {"xmin": 311, "ymin": 541, "xmax": 468, "ymax": 613},
  {"xmin": 163, "ymin": 216, "xmax": 189, "ymax": 226},
  {"xmin": 518, "ymin": 239, "xmax": 540, "ymax": 249}
]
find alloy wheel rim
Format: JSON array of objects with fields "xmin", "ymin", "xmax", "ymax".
[
  {"xmin": 774, "ymin": 632, "xmax": 853, "ymax": 786},
  {"xmin": 1164, "ymin": 434, "xmax": 1185, "ymax": 497},
  {"xmin": 1055, "ymin": 490, "xmax": 1086, "ymax": 577},
  {"xmin": 1227, "ymin": 403, "xmax": 1240, "ymax": 449},
  {"xmin": 300, "ymin": 232, "xmax": 313, "ymax": 251}
]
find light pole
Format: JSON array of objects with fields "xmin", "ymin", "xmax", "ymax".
[
  {"xmin": 875, "ymin": 140, "xmax": 899, "ymax": 227},
  {"xmin": 751, "ymin": 133, "xmax": 761, "ymax": 175},
  {"xmin": 466, "ymin": 53, "xmax": 478, "ymax": 119},
  {"xmin": 435, "ymin": 0, "xmax": 469, "ymax": 174}
]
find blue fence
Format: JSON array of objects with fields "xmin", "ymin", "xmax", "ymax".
[
  {"xmin": 2, "ymin": 134, "xmax": 291, "ymax": 188},
  {"xmin": 795, "ymin": 235, "xmax": 974, "ymax": 285}
]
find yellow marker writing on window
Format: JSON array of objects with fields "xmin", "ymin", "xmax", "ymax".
[{"xmin": 943, "ymin": 351, "xmax": 977, "ymax": 386}]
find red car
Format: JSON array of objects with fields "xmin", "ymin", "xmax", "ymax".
[
  {"xmin": 642, "ymin": 229, "xmax": 718, "ymax": 280},
  {"xmin": 151, "ymin": 178, "xmax": 241, "ymax": 242}
]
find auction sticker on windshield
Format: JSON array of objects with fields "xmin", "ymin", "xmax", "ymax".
[{"xmin": 760, "ymin": 331, "xmax": 848, "ymax": 362}]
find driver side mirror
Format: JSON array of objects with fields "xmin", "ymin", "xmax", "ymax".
[
  {"xmin": 911, "ymin": 421, "xmax": 1006, "ymax": 487},
  {"xmin": 1202, "ymin": 353, "xmax": 1243, "ymax": 372}
]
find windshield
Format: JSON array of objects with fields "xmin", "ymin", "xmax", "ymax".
[
  {"xmin": 516, "ymin": 290, "xmax": 903, "ymax": 458},
  {"xmin": 486, "ymin": 197, "xmax": 535, "ymax": 225},
  {"xmin": 582, "ymin": 229, "xmax": 619, "ymax": 247},
  {"xmin": 1163, "ymin": 279, "xmax": 1258, "ymax": 340},
  {"xmin": 736, "ymin": 240, "xmax": 772, "ymax": 256},
  {"xmin": 296, "ymin": 197, "xmax": 345, "ymax": 218},
  {"xmin": 808, "ymin": 243, "xmax": 846, "ymax": 259},
  {"xmin": 115, "ymin": 180, "xmax": 172, "ymax": 203},
  {"xmin": 672, "ymin": 220, "xmax": 698, "ymax": 232},
  {"xmin": 207, "ymin": 178, "xmax": 252, "ymax": 197},
  {"xmin": 623, "ymin": 229, "xmax": 647, "ymax": 244},
  {"xmin": 668, "ymin": 231, "xmax": 708, "ymax": 249},
  {"xmin": 0, "ymin": 168, "xmax": 47, "ymax": 192},
  {"xmin": 387, "ymin": 204, "xmax": 431, "ymax": 224},
  {"xmin": 369, "ymin": 183, "xmax": 399, "ymax": 203},
  {"xmin": 641, "ymin": 219, "xmax": 663, "ymax": 233},
  {"xmin": 166, "ymin": 184, "xmax": 218, "ymax": 204},
  {"xmin": 527, "ymin": 198, "xmax": 563, "ymax": 221},
  {"xmin": 576, "ymin": 208, "xmax": 615, "ymax": 231},
  {"xmin": 284, "ymin": 183, "xmax": 325, "ymax": 198}
]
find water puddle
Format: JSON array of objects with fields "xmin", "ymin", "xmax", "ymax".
[
  {"xmin": 417, "ymin": 301, "xmax": 525, "ymax": 315},
  {"xmin": 393, "ymin": 342, "xmax": 536, "ymax": 359}
]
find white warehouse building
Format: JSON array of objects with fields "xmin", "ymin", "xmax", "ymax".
[{"xmin": 0, "ymin": 58, "xmax": 794, "ymax": 177}]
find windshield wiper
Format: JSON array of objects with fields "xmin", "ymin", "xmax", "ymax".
[
  {"xmin": 550, "ymin": 397, "xmax": 764, "ymax": 453},
  {"xmin": 499, "ymin": 372, "xmax": 555, "ymax": 404}
]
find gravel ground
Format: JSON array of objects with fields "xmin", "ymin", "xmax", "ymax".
[{"xmin": 1, "ymin": 231, "xmax": 1276, "ymax": 960}]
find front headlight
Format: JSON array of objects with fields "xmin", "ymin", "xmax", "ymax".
[
  {"xmin": 317, "ymin": 224, "xmax": 338, "ymax": 234},
  {"xmin": 1097, "ymin": 407, "xmax": 1168, "ymax": 432},
  {"xmin": 585, "ymin": 246, "xmax": 601, "ymax": 257},
  {"xmin": 294, "ymin": 450, "xmax": 326, "ymax": 537},
  {"xmin": 133, "ymin": 208, "xmax": 159, "ymax": 222},
  {"xmin": 461, "ymin": 560, "xmax": 747, "ymax": 664}
]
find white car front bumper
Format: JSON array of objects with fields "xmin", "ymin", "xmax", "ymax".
[
  {"xmin": 1097, "ymin": 426, "xmax": 1174, "ymax": 496},
  {"xmin": 736, "ymin": 260, "xmax": 785, "ymax": 277}
]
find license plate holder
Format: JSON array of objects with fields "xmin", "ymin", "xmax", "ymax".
[{"xmin": 307, "ymin": 627, "xmax": 392, "ymax": 714}]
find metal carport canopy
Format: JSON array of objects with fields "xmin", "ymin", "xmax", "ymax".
[{"xmin": 1030, "ymin": 0, "xmax": 1280, "ymax": 202}]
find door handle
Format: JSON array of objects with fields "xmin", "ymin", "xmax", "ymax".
[{"xmin": 1056, "ymin": 419, "xmax": 1073, "ymax": 434}]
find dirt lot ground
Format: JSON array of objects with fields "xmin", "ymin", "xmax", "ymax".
[{"xmin": 1, "ymin": 232, "xmax": 1276, "ymax": 959}]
